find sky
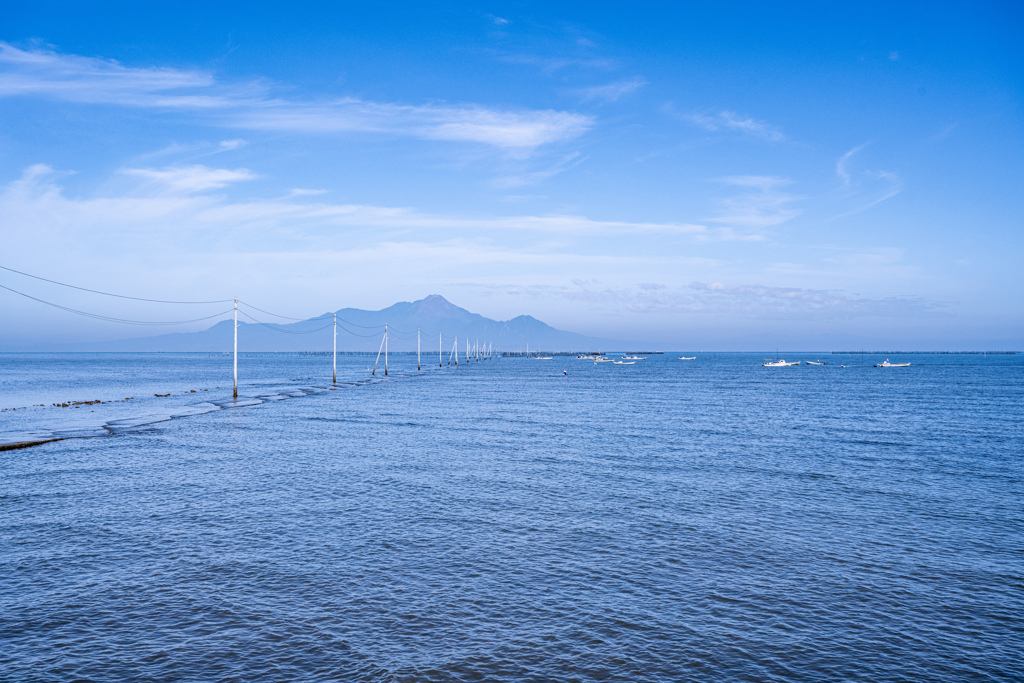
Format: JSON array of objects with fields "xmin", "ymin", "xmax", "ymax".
[{"xmin": 0, "ymin": 1, "xmax": 1021, "ymax": 350}]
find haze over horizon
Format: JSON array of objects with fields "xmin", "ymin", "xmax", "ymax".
[{"xmin": 1, "ymin": 2, "xmax": 1021, "ymax": 350}]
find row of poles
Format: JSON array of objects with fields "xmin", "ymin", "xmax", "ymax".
[
  {"xmin": 371, "ymin": 323, "xmax": 495, "ymax": 376},
  {"xmin": 230, "ymin": 298, "xmax": 497, "ymax": 397}
]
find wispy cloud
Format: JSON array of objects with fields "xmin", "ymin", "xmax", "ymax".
[
  {"xmin": 497, "ymin": 53, "xmax": 617, "ymax": 74},
  {"xmin": 573, "ymin": 76, "xmax": 647, "ymax": 103},
  {"xmin": 121, "ymin": 165, "xmax": 258, "ymax": 193},
  {"xmin": 684, "ymin": 109, "xmax": 785, "ymax": 142},
  {"xmin": 448, "ymin": 279, "xmax": 936, "ymax": 319},
  {"xmin": 709, "ymin": 176, "xmax": 801, "ymax": 229},
  {"xmin": 492, "ymin": 152, "xmax": 585, "ymax": 188},
  {"xmin": 835, "ymin": 144, "xmax": 867, "ymax": 187},
  {"xmin": 831, "ymin": 145, "xmax": 903, "ymax": 217},
  {"xmin": 0, "ymin": 42, "xmax": 592, "ymax": 152},
  {"xmin": 228, "ymin": 99, "xmax": 591, "ymax": 149},
  {"xmin": 685, "ymin": 281, "xmax": 935, "ymax": 317},
  {"xmin": 285, "ymin": 188, "xmax": 330, "ymax": 198},
  {"xmin": 0, "ymin": 41, "xmax": 217, "ymax": 103}
]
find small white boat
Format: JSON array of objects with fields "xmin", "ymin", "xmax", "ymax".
[
  {"xmin": 534, "ymin": 356, "xmax": 554, "ymax": 360},
  {"xmin": 875, "ymin": 359, "xmax": 910, "ymax": 367},
  {"xmin": 806, "ymin": 361, "xmax": 827, "ymax": 365},
  {"xmin": 593, "ymin": 357, "xmax": 615, "ymax": 363},
  {"xmin": 679, "ymin": 356, "xmax": 696, "ymax": 360},
  {"xmin": 622, "ymin": 355, "xmax": 646, "ymax": 360},
  {"xmin": 613, "ymin": 361, "xmax": 635, "ymax": 365},
  {"xmin": 762, "ymin": 359, "xmax": 800, "ymax": 367}
]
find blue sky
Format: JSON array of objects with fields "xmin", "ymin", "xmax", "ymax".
[{"xmin": 1, "ymin": 2, "xmax": 1021, "ymax": 349}]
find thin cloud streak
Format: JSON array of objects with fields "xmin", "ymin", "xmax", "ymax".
[
  {"xmin": 836, "ymin": 144, "xmax": 867, "ymax": 187},
  {"xmin": 829, "ymin": 146, "xmax": 903, "ymax": 220},
  {"xmin": 708, "ymin": 176, "xmax": 801, "ymax": 228},
  {"xmin": 685, "ymin": 109, "xmax": 785, "ymax": 141},
  {"xmin": 121, "ymin": 165, "xmax": 258, "ymax": 194},
  {"xmin": 573, "ymin": 77, "xmax": 647, "ymax": 103},
  {"xmin": 448, "ymin": 280, "xmax": 938, "ymax": 319},
  {"xmin": 229, "ymin": 99, "xmax": 591, "ymax": 149},
  {"xmin": 0, "ymin": 42, "xmax": 591, "ymax": 151}
]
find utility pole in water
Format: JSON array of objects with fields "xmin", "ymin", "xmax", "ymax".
[
  {"xmin": 233, "ymin": 297, "xmax": 238, "ymax": 398},
  {"xmin": 332, "ymin": 312, "xmax": 337, "ymax": 383}
]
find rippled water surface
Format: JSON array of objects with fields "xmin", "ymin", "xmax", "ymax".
[{"xmin": 2, "ymin": 352, "xmax": 1022, "ymax": 681}]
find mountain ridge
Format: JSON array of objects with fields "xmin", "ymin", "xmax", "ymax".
[{"xmin": 56, "ymin": 295, "xmax": 632, "ymax": 352}]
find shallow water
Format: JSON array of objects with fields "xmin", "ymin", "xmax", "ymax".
[{"xmin": 1, "ymin": 352, "xmax": 1022, "ymax": 681}]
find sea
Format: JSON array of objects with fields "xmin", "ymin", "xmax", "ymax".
[{"xmin": 1, "ymin": 351, "xmax": 1021, "ymax": 682}]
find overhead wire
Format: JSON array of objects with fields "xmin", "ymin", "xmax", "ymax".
[
  {"xmin": 0, "ymin": 283, "xmax": 233, "ymax": 325},
  {"xmin": 237, "ymin": 309, "xmax": 335, "ymax": 334},
  {"xmin": 238, "ymin": 300, "xmax": 384, "ymax": 329},
  {"xmin": 0, "ymin": 264, "xmax": 232, "ymax": 304},
  {"xmin": 236, "ymin": 309, "xmax": 383, "ymax": 338},
  {"xmin": 236, "ymin": 300, "xmax": 307, "ymax": 321}
]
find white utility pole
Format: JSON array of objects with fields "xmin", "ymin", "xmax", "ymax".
[
  {"xmin": 233, "ymin": 297, "xmax": 238, "ymax": 398},
  {"xmin": 373, "ymin": 327, "xmax": 385, "ymax": 375},
  {"xmin": 384, "ymin": 323, "xmax": 388, "ymax": 376},
  {"xmin": 333, "ymin": 313, "xmax": 337, "ymax": 383}
]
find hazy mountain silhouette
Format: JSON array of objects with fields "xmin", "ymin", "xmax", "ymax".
[{"xmin": 66, "ymin": 295, "xmax": 630, "ymax": 352}]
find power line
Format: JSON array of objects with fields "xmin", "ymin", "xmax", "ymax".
[
  {"xmin": 237, "ymin": 309, "xmax": 334, "ymax": 334},
  {"xmin": 237, "ymin": 300, "xmax": 307, "ymax": 321},
  {"xmin": 0, "ymin": 283, "xmax": 233, "ymax": 325},
  {"xmin": 236, "ymin": 309, "xmax": 382, "ymax": 337},
  {"xmin": 0, "ymin": 264, "xmax": 232, "ymax": 304},
  {"xmin": 237, "ymin": 300, "xmax": 384, "ymax": 329}
]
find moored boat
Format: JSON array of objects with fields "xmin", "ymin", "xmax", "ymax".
[{"xmin": 875, "ymin": 359, "xmax": 911, "ymax": 367}]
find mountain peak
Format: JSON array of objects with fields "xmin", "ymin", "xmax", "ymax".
[{"xmin": 416, "ymin": 294, "xmax": 459, "ymax": 313}]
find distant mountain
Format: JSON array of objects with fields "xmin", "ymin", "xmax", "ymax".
[{"xmin": 65, "ymin": 295, "xmax": 629, "ymax": 352}]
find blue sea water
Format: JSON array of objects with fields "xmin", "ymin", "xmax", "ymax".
[{"xmin": 1, "ymin": 352, "xmax": 1022, "ymax": 681}]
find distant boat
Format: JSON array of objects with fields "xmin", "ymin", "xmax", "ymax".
[
  {"xmin": 875, "ymin": 359, "xmax": 911, "ymax": 367},
  {"xmin": 679, "ymin": 356, "xmax": 696, "ymax": 360},
  {"xmin": 613, "ymin": 361, "xmax": 635, "ymax": 365},
  {"xmin": 806, "ymin": 361, "xmax": 827, "ymax": 365},
  {"xmin": 593, "ymin": 357, "xmax": 615, "ymax": 364},
  {"xmin": 762, "ymin": 359, "xmax": 800, "ymax": 367},
  {"xmin": 622, "ymin": 355, "xmax": 646, "ymax": 360},
  {"xmin": 534, "ymin": 356, "xmax": 554, "ymax": 360}
]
